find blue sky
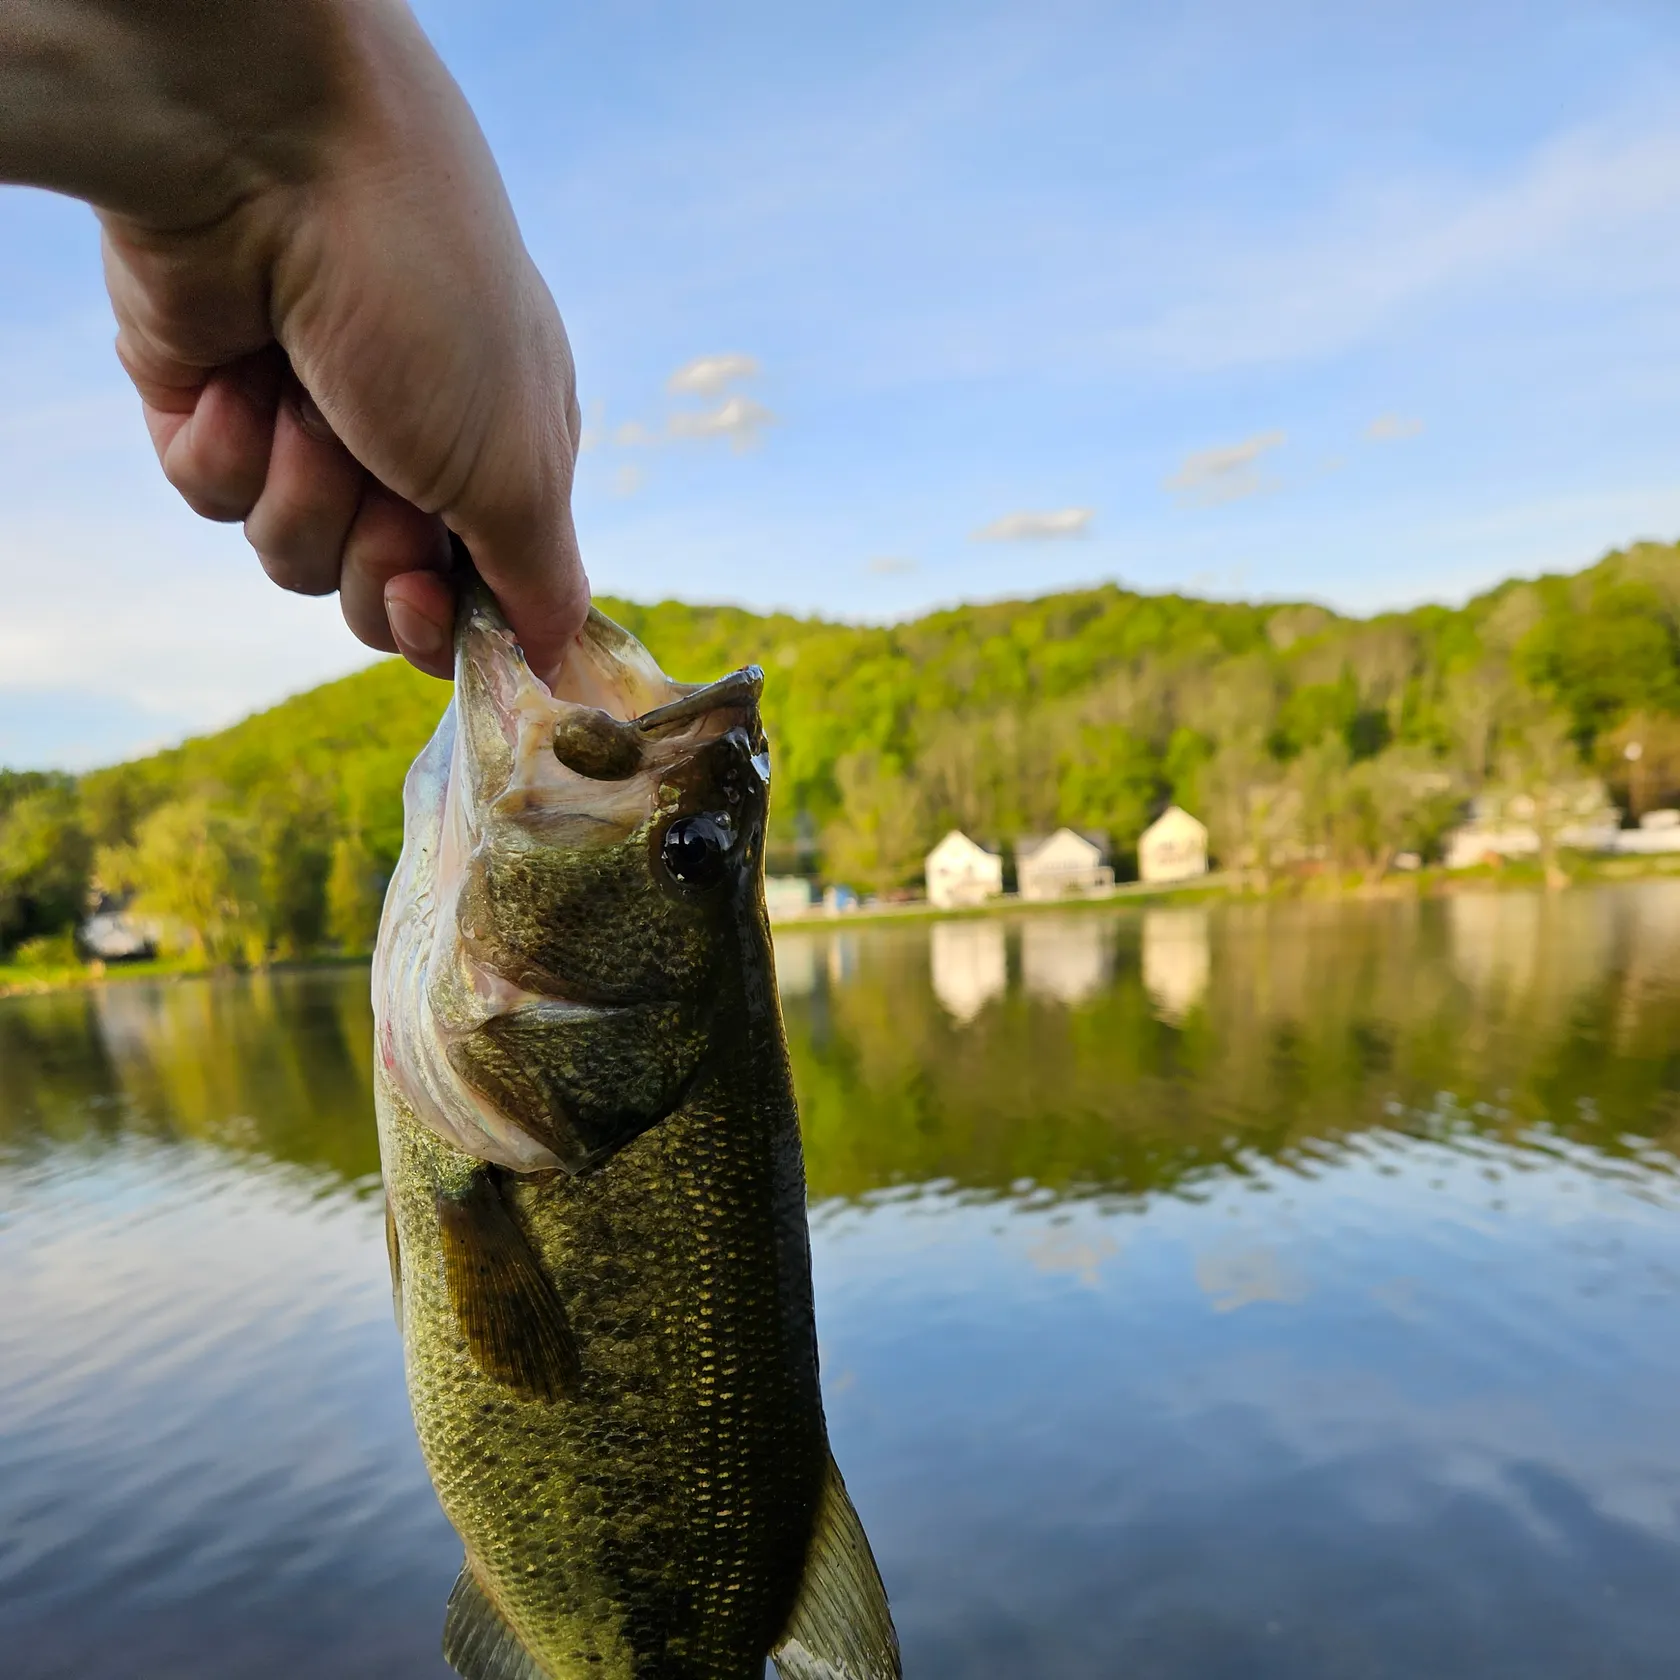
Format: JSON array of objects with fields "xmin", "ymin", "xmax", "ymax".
[{"xmin": 4, "ymin": 0, "xmax": 1680, "ymax": 767}]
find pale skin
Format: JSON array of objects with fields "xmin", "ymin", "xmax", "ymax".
[{"xmin": 0, "ymin": 0, "xmax": 589, "ymax": 682}]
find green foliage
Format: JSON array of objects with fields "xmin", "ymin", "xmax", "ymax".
[
  {"xmin": 7, "ymin": 539, "xmax": 1680, "ymax": 958},
  {"xmin": 0, "ymin": 783, "xmax": 91, "ymax": 951}
]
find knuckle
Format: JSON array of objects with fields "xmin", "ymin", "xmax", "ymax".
[
  {"xmin": 168, "ymin": 472, "xmax": 251, "ymax": 525},
  {"xmin": 247, "ymin": 509, "xmax": 343, "ymax": 596}
]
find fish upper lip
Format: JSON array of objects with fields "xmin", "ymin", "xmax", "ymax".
[{"xmin": 633, "ymin": 667, "xmax": 764, "ymax": 735}]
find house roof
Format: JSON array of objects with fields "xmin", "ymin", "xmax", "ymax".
[
  {"xmin": 1015, "ymin": 827, "xmax": 1109, "ymax": 863},
  {"xmin": 1141, "ymin": 804, "xmax": 1206, "ymax": 841},
  {"xmin": 926, "ymin": 829, "xmax": 1001, "ymax": 862}
]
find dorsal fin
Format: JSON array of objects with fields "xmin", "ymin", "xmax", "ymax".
[
  {"xmin": 771, "ymin": 1451, "xmax": 901, "ymax": 1680},
  {"xmin": 443, "ymin": 1559, "xmax": 548, "ymax": 1680}
]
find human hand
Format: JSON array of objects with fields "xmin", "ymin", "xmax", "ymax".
[{"xmin": 1, "ymin": 0, "xmax": 587, "ymax": 682}]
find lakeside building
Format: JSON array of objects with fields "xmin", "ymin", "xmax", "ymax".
[
  {"xmin": 1015, "ymin": 829, "xmax": 1115, "ymax": 901},
  {"xmin": 77, "ymin": 896, "xmax": 156, "ymax": 962},
  {"xmin": 925, "ymin": 831, "xmax": 1004, "ymax": 909},
  {"xmin": 764, "ymin": 876, "xmax": 817, "ymax": 921},
  {"xmin": 1138, "ymin": 806, "xmax": 1209, "ymax": 884},
  {"xmin": 1616, "ymin": 810, "xmax": 1680, "ymax": 853},
  {"xmin": 1441, "ymin": 782, "xmax": 1650, "ymax": 869}
]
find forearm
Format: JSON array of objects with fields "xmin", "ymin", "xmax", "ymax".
[{"xmin": 0, "ymin": 0, "xmax": 370, "ymax": 228}]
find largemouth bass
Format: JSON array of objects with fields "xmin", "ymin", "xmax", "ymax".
[{"xmin": 372, "ymin": 590, "xmax": 899, "ymax": 1680}]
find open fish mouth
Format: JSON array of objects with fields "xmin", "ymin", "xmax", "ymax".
[{"xmin": 374, "ymin": 590, "xmax": 770, "ymax": 1173}]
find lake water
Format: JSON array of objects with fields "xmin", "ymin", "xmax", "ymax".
[{"xmin": 5, "ymin": 886, "xmax": 1680, "ymax": 1678}]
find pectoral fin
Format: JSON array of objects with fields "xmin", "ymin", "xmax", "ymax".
[
  {"xmin": 384, "ymin": 1199, "xmax": 404, "ymax": 1331},
  {"xmin": 443, "ymin": 1558, "xmax": 547, "ymax": 1680},
  {"xmin": 771, "ymin": 1452, "xmax": 901, "ymax": 1680},
  {"xmin": 437, "ymin": 1169, "xmax": 582, "ymax": 1403}
]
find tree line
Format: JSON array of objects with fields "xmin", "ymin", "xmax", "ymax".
[{"xmin": 6, "ymin": 539, "xmax": 1680, "ymax": 964}]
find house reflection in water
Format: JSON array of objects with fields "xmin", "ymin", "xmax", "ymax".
[
  {"xmin": 1021, "ymin": 916, "xmax": 1112, "ymax": 1006},
  {"xmin": 930, "ymin": 920, "xmax": 1008, "ymax": 1023},
  {"xmin": 827, "ymin": 933, "xmax": 860, "ymax": 989},
  {"xmin": 1141, "ymin": 908, "xmax": 1211, "ymax": 1022},
  {"xmin": 771, "ymin": 933, "xmax": 820, "ymax": 999}
]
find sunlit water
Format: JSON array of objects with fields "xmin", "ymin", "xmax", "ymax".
[{"xmin": 6, "ymin": 886, "xmax": 1680, "ymax": 1677}]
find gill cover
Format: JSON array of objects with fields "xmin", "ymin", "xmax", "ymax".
[{"xmin": 373, "ymin": 591, "xmax": 769, "ymax": 1173}]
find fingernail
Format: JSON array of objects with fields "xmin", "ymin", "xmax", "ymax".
[{"xmin": 386, "ymin": 594, "xmax": 448, "ymax": 660}]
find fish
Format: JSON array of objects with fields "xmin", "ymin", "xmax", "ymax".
[{"xmin": 372, "ymin": 588, "xmax": 900, "ymax": 1680}]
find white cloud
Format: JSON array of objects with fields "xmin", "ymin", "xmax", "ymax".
[
  {"xmin": 1165, "ymin": 430, "xmax": 1286, "ymax": 506},
  {"xmin": 867, "ymin": 556, "xmax": 917, "ymax": 575},
  {"xmin": 1367, "ymin": 414, "xmax": 1424, "ymax": 441},
  {"xmin": 1114, "ymin": 112, "xmax": 1680, "ymax": 374},
  {"xmin": 971, "ymin": 508, "xmax": 1093, "ymax": 542},
  {"xmin": 667, "ymin": 353, "xmax": 761, "ymax": 396},
  {"xmin": 611, "ymin": 464, "xmax": 645, "ymax": 498},
  {"xmin": 668, "ymin": 394, "xmax": 778, "ymax": 451},
  {"xmin": 613, "ymin": 419, "xmax": 659, "ymax": 448}
]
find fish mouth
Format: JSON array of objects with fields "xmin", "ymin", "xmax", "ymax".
[
  {"xmin": 452, "ymin": 590, "xmax": 764, "ymax": 830},
  {"xmin": 373, "ymin": 588, "xmax": 766, "ymax": 1173}
]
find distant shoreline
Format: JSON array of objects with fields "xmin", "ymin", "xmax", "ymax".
[{"xmin": 9, "ymin": 852, "xmax": 1680, "ymax": 1001}]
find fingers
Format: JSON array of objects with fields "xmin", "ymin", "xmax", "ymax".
[
  {"xmin": 140, "ymin": 351, "xmax": 282, "ymax": 522},
  {"xmin": 135, "ymin": 349, "xmax": 456, "ymax": 673},
  {"xmin": 459, "ymin": 496, "xmax": 590, "ymax": 690},
  {"xmin": 244, "ymin": 381, "xmax": 365, "ymax": 595},
  {"xmin": 339, "ymin": 486, "xmax": 455, "ymax": 677},
  {"xmin": 383, "ymin": 568, "xmax": 459, "ymax": 678},
  {"xmin": 441, "ymin": 288, "xmax": 591, "ymax": 685}
]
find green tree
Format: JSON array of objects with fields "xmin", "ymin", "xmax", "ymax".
[
  {"xmin": 0, "ymin": 785, "xmax": 91, "ymax": 954},
  {"xmin": 822, "ymin": 751, "xmax": 929, "ymax": 893},
  {"xmin": 98, "ymin": 796, "xmax": 263, "ymax": 963},
  {"xmin": 1054, "ymin": 725, "xmax": 1164, "ymax": 857},
  {"xmin": 326, "ymin": 830, "xmax": 389, "ymax": 951}
]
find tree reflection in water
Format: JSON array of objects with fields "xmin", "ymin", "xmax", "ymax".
[
  {"xmin": 4, "ymin": 884, "xmax": 1679, "ymax": 1204},
  {"xmin": 6, "ymin": 884, "xmax": 1680, "ymax": 1678}
]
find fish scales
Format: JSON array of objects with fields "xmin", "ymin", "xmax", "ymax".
[{"xmin": 373, "ymin": 593, "xmax": 899, "ymax": 1680}]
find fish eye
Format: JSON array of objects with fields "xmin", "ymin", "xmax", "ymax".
[{"xmin": 660, "ymin": 813, "xmax": 734, "ymax": 889}]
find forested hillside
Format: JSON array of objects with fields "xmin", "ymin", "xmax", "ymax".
[{"xmin": 5, "ymin": 540, "xmax": 1680, "ymax": 962}]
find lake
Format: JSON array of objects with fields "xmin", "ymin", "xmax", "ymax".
[{"xmin": 5, "ymin": 885, "xmax": 1680, "ymax": 1678}]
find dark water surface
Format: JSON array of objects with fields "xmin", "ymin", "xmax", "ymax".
[{"xmin": 5, "ymin": 887, "xmax": 1680, "ymax": 1678}]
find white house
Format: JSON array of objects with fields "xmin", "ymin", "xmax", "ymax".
[
  {"xmin": 1443, "ymin": 781, "xmax": 1621, "ymax": 869},
  {"xmin": 764, "ymin": 876, "xmax": 816, "ymax": 921},
  {"xmin": 924, "ymin": 830, "xmax": 1003, "ymax": 909},
  {"xmin": 1138, "ymin": 806, "xmax": 1209, "ymax": 884},
  {"xmin": 1617, "ymin": 810, "xmax": 1680, "ymax": 854},
  {"xmin": 1015, "ymin": 829, "xmax": 1114, "ymax": 901}
]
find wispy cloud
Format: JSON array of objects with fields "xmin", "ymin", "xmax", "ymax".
[
  {"xmin": 867, "ymin": 555, "xmax": 917, "ymax": 575},
  {"xmin": 668, "ymin": 353, "xmax": 761, "ymax": 396},
  {"xmin": 613, "ymin": 420, "xmax": 659, "ymax": 448},
  {"xmin": 1114, "ymin": 113, "xmax": 1680, "ymax": 375},
  {"xmin": 612, "ymin": 464, "xmax": 645, "ymax": 498},
  {"xmin": 1165, "ymin": 431, "xmax": 1286, "ymax": 505},
  {"xmin": 668, "ymin": 394, "xmax": 778, "ymax": 451},
  {"xmin": 1366, "ymin": 413, "xmax": 1424, "ymax": 441},
  {"xmin": 971, "ymin": 507, "xmax": 1093, "ymax": 542}
]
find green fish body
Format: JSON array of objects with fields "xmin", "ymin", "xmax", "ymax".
[{"xmin": 373, "ymin": 597, "xmax": 898, "ymax": 1680}]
